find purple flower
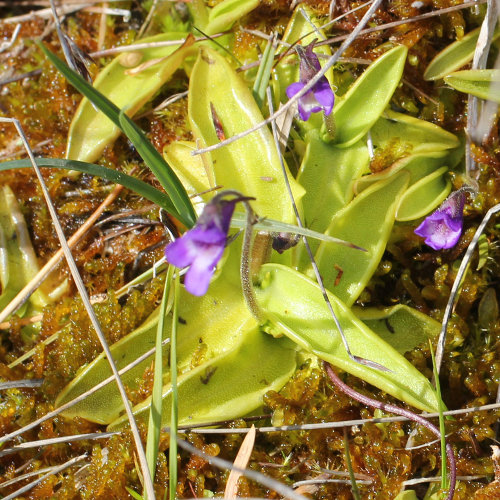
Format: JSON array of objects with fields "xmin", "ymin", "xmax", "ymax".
[
  {"xmin": 165, "ymin": 196, "xmax": 237, "ymax": 296},
  {"xmin": 286, "ymin": 42, "xmax": 335, "ymax": 121},
  {"xmin": 414, "ymin": 190, "xmax": 466, "ymax": 250}
]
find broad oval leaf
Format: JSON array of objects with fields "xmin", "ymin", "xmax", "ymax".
[
  {"xmin": 205, "ymin": 0, "xmax": 260, "ymax": 35},
  {"xmin": 444, "ymin": 69, "xmax": 500, "ymax": 103},
  {"xmin": 56, "ymin": 278, "xmax": 255, "ymax": 424},
  {"xmin": 370, "ymin": 109, "xmax": 460, "ymax": 154},
  {"xmin": 424, "ymin": 27, "xmax": 500, "ymax": 81},
  {"xmin": 188, "ymin": 47, "xmax": 304, "ymax": 223},
  {"xmin": 396, "ymin": 166, "xmax": 451, "ymax": 221},
  {"xmin": 108, "ymin": 327, "xmax": 296, "ymax": 430},
  {"xmin": 354, "ymin": 151, "xmax": 449, "ymax": 194},
  {"xmin": 298, "ymin": 132, "xmax": 369, "ymax": 237},
  {"xmin": 353, "ymin": 304, "xmax": 441, "ymax": 354},
  {"xmin": 66, "ymin": 33, "xmax": 195, "ymax": 163},
  {"xmin": 255, "ymin": 264, "xmax": 440, "ymax": 413},
  {"xmin": 333, "ymin": 45, "xmax": 408, "ymax": 147},
  {"xmin": 315, "ymin": 171, "xmax": 410, "ymax": 306}
]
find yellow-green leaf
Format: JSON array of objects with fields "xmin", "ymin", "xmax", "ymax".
[
  {"xmin": 55, "ymin": 278, "xmax": 254, "ymax": 424},
  {"xmin": 256, "ymin": 264, "xmax": 440, "ymax": 413},
  {"xmin": 333, "ymin": 45, "xmax": 408, "ymax": 147},
  {"xmin": 108, "ymin": 327, "xmax": 296, "ymax": 429},
  {"xmin": 353, "ymin": 304, "xmax": 441, "ymax": 354},
  {"xmin": 66, "ymin": 33, "xmax": 195, "ymax": 163},
  {"xmin": 396, "ymin": 166, "xmax": 451, "ymax": 222},
  {"xmin": 445, "ymin": 69, "xmax": 500, "ymax": 103},
  {"xmin": 205, "ymin": 0, "xmax": 260, "ymax": 35},
  {"xmin": 315, "ymin": 172, "xmax": 410, "ymax": 306},
  {"xmin": 424, "ymin": 27, "xmax": 500, "ymax": 81},
  {"xmin": 188, "ymin": 47, "xmax": 304, "ymax": 223}
]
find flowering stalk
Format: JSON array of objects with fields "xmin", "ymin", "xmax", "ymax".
[{"xmin": 164, "ymin": 190, "xmax": 263, "ymax": 319}]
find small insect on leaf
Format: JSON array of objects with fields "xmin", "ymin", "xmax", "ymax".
[{"xmin": 210, "ymin": 102, "xmax": 226, "ymax": 141}]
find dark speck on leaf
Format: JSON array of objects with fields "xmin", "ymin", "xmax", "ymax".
[
  {"xmin": 178, "ymin": 316, "xmax": 187, "ymax": 325},
  {"xmin": 385, "ymin": 318, "xmax": 395, "ymax": 334},
  {"xmin": 200, "ymin": 366, "xmax": 217, "ymax": 384}
]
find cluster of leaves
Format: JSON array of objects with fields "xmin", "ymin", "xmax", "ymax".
[{"xmin": 0, "ymin": 1, "xmax": 499, "ymax": 499}]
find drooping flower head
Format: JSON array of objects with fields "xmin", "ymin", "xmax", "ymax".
[
  {"xmin": 165, "ymin": 192, "xmax": 249, "ymax": 296},
  {"xmin": 286, "ymin": 41, "xmax": 335, "ymax": 121},
  {"xmin": 414, "ymin": 189, "xmax": 467, "ymax": 250}
]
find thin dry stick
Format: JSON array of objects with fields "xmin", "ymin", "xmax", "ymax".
[
  {"xmin": 138, "ymin": 0, "xmax": 159, "ymax": 38},
  {"xmin": 90, "ymin": 33, "xmax": 225, "ymax": 57},
  {"xmin": 318, "ymin": 0, "xmax": 488, "ymax": 47},
  {"xmin": 0, "ymin": 379, "xmax": 43, "ymax": 390},
  {"xmin": 224, "ymin": 425, "xmax": 256, "ymax": 498},
  {"xmin": 0, "ymin": 118, "xmax": 155, "ymax": 500},
  {"xmin": 192, "ymin": 0, "xmax": 384, "ymax": 157},
  {"xmin": 0, "ymin": 337, "xmax": 169, "ymax": 446},
  {"xmin": 0, "ymin": 432, "xmax": 117, "ymax": 458},
  {"xmin": 1, "ymin": 4, "xmax": 91, "ymax": 23},
  {"xmin": 97, "ymin": 1, "xmax": 108, "ymax": 50},
  {"xmin": 0, "ymin": 454, "xmax": 87, "ymax": 500},
  {"xmin": 0, "ymin": 182, "xmax": 124, "ymax": 324},
  {"xmin": 186, "ymin": 401, "xmax": 500, "ymax": 434},
  {"xmin": 177, "ymin": 439, "xmax": 308, "ymax": 500},
  {"xmin": 435, "ymin": 203, "xmax": 500, "ymax": 373},
  {"xmin": 0, "ymin": 465, "xmax": 59, "ymax": 489},
  {"xmin": 324, "ymin": 362, "xmax": 456, "ymax": 500},
  {"xmin": 266, "ymin": 87, "xmax": 387, "ymax": 371}
]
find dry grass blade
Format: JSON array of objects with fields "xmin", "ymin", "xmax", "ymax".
[
  {"xmin": 1, "ymin": 4, "xmax": 92, "ymax": 24},
  {"xmin": 0, "ymin": 379, "xmax": 43, "ymax": 390},
  {"xmin": 0, "ymin": 432, "xmax": 117, "ymax": 458},
  {"xmin": 0, "ymin": 465, "xmax": 58, "ymax": 489},
  {"xmin": 0, "ymin": 182, "xmax": 123, "ymax": 324},
  {"xmin": 188, "ymin": 401, "xmax": 500, "ymax": 434},
  {"xmin": 177, "ymin": 438, "xmax": 308, "ymax": 500},
  {"xmin": 0, "ymin": 454, "xmax": 87, "ymax": 500},
  {"xmin": 224, "ymin": 425, "xmax": 256, "ymax": 498}
]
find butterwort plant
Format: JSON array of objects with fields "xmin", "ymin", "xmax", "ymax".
[
  {"xmin": 414, "ymin": 189, "xmax": 467, "ymax": 250},
  {"xmin": 165, "ymin": 192, "xmax": 253, "ymax": 296},
  {"xmin": 286, "ymin": 41, "xmax": 335, "ymax": 121}
]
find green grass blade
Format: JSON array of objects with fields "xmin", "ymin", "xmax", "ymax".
[
  {"xmin": 37, "ymin": 41, "xmax": 196, "ymax": 228},
  {"xmin": 169, "ymin": 274, "xmax": 180, "ymax": 500},
  {"xmin": 146, "ymin": 268, "xmax": 174, "ymax": 490},
  {"xmin": 343, "ymin": 429, "xmax": 361, "ymax": 500},
  {"xmin": 252, "ymin": 35, "xmax": 276, "ymax": 108},
  {"xmin": 117, "ymin": 110, "xmax": 196, "ymax": 226},
  {"xmin": 0, "ymin": 158, "xmax": 179, "ymax": 216},
  {"xmin": 429, "ymin": 340, "xmax": 448, "ymax": 491}
]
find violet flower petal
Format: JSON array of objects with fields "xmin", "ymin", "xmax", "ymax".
[
  {"xmin": 313, "ymin": 79, "xmax": 335, "ymax": 115},
  {"xmin": 183, "ymin": 243, "xmax": 225, "ymax": 296},
  {"xmin": 286, "ymin": 81, "xmax": 305, "ymax": 99},
  {"xmin": 414, "ymin": 190, "xmax": 466, "ymax": 250}
]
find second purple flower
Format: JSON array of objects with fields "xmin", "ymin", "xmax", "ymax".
[
  {"xmin": 286, "ymin": 42, "xmax": 335, "ymax": 121},
  {"xmin": 414, "ymin": 189, "xmax": 467, "ymax": 251}
]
